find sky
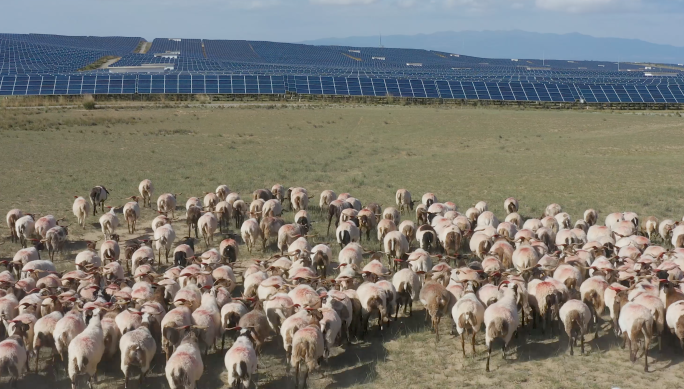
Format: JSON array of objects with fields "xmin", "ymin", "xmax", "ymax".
[{"xmin": 2, "ymin": 0, "xmax": 683, "ymax": 47}]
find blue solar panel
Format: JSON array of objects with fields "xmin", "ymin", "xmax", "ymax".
[{"xmin": 2, "ymin": 33, "xmax": 684, "ymax": 102}]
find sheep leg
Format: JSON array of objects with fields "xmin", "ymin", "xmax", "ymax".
[
  {"xmin": 35, "ymin": 345, "xmax": 41, "ymax": 371},
  {"xmin": 569, "ymin": 332, "xmax": 574, "ymax": 356},
  {"xmin": 434, "ymin": 316, "xmax": 441, "ymax": 341},
  {"xmin": 580, "ymin": 333, "xmax": 585, "ymax": 355},
  {"xmin": 471, "ymin": 330, "xmax": 476, "ymax": 357},
  {"xmin": 486, "ymin": 343, "xmax": 492, "ymax": 372},
  {"xmin": 461, "ymin": 331, "xmax": 466, "ymax": 357},
  {"xmin": 294, "ymin": 362, "xmax": 300, "ymax": 389},
  {"xmin": 628, "ymin": 335, "xmax": 635, "ymax": 362},
  {"xmin": 502, "ymin": 343, "xmax": 506, "ymax": 359},
  {"xmin": 621, "ymin": 332, "xmax": 627, "ymax": 350},
  {"xmin": 644, "ymin": 330, "xmax": 650, "ymax": 372}
]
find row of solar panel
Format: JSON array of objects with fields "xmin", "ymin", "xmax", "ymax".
[{"xmin": 2, "ymin": 74, "xmax": 684, "ymax": 103}]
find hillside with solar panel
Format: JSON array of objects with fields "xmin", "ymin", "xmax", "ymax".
[{"xmin": 2, "ymin": 33, "xmax": 684, "ymax": 103}]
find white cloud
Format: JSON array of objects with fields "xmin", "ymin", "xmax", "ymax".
[{"xmin": 535, "ymin": 0, "xmax": 641, "ymax": 13}]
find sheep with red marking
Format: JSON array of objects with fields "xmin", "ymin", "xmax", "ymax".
[
  {"xmin": 68, "ymin": 307, "xmax": 106, "ymax": 389},
  {"xmin": 225, "ymin": 327, "xmax": 258, "ymax": 389},
  {"xmin": 161, "ymin": 305, "xmax": 193, "ymax": 361},
  {"xmin": 165, "ymin": 327, "xmax": 204, "ymax": 389},
  {"xmin": 0, "ymin": 319, "xmax": 30, "ymax": 387}
]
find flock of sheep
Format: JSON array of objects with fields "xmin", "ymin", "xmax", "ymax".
[{"xmin": 2, "ymin": 181, "xmax": 684, "ymax": 389}]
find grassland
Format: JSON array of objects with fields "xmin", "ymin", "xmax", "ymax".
[{"xmin": 1, "ymin": 103, "xmax": 684, "ymax": 389}]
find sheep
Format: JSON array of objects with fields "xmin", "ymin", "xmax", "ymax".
[
  {"xmin": 6, "ymin": 209, "xmax": 23, "ymax": 243},
  {"xmin": 291, "ymin": 323, "xmax": 325, "ymax": 389},
  {"xmin": 99, "ymin": 206, "xmax": 119, "ymax": 241},
  {"xmin": 579, "ymin": 276, "xmax": 608, "ymax": 338},
  {"xmin": 218, "ymin": 238, "xmax": 239, "ymax": 265},
  {"xmin": 0, "ymin": 319, "xmax": 30, "ymax": 388},
  {"xmin": 630, "ymin": 292, "xmax": 665, "ymax": 351},
  {"xmin": 422, "ymin": 193, "xmax": 437, "ymax": 207},
  {"xmin": 123, "ymin": 197, "xmax": 141, "ymax": 234},
  {"xmin": 528, "ymin": 278, "xmax": 561, "ymax": 335},
  {"xmin": 238, "ymin": 305, "xmax": 271, "ymax": 354},
  {"xmin": 291, "ymin": 190, "xmax": 311, "ymax": 212},
  {"xmin": 439, "ymin": 226, "xmax": 462, "ymax": 259},
  {"xmin": 216, "ymin": 184, "xmax": 231, "ymax": 201},
  {"xmin": 452, "ymin": 281, "xmax": 485, "ymax": 357},
  {"xmin": 161, "ymin": 306, "xmax": 193, "ymax": 361},
  {"xmin": 157, "ymin": 193, "xmax": 179, "ymax": 219},
  {"xmin": 319, "ymin": 190, "xmax": 337, "ymax": 214},
  {"xmin": 337, "ymin": 221, "xmax": 360, "ymax": 248},
  {"xmin": 225, "ymin": 327, "xmax": 258, "ymax": 389},
  {"xmin": 665, "ymin": 300, "xmax": 684, "ymax": 352},
  {"xmin": 186, "ymin": 197, "xmax": 202, "ymax": 210},
  {"xmin": 377, "ymin": 218, "xmax": 397, "ymax": 242},
  {"xmin": 419, "ymin": 281, "xmax": 451, "ymax": 341},
  {"xmin": 198, "ymin": 212, "xmax": 218, "ymax": 248},
  {"xmin": 89, "ymin": 186, "xmax": 110, "ymax": 216},
  {"xmin": 398, "ymin": 220, "xmax": 416, "ymax": 245},
  {"xmin": 382, "ymin": 206, "xmax": 401, "ymax": 225},
  {"xmin": 165, "ymin": 328, "xmax": 204, "ymax": 389},
  {"xmin": 192, "ymin": 287, "xmax": 221, "ymax": 358},
  {"xmin": 396, "ymin": 189, "xmax": 416, "ymax": 214},
  {"xmin": 14, "ymin": 214, "xmax": 35, "ymax": 249},
  {"xmin": 153, "ymin": 223, "xmax": 176, "ymax": 264},
  {"xmin": 120, "ymin": 311, "xmax": 157, "ymax": 388},
  {"xmin": 338, "ymin": 243, "xmax": 364, "ymax": 268},
  {"xmin": 35, "ymin": 215, "xmax": 59, "ymax": 238},
  {"xmin": 310, "ymin": 244, "xmax": 331, "ymax": 278},
  {"xmin": 512, "ymin": 244, "xmax": 539, "ymax": 273},
  {"xmin": 484, "ymin": 282, "xmax": 519, "ymax": 372},
  {"xmin": 319, "ymin": 306, "xmax": 342, "ymax": 359},
  {"xmin": 241, "ymin": 218, "xmax": 261, "ymax": 254},
  {"xmin": 263, "ymin": 199, "xmax": 283, "ymax": 218},
  {"xmin": 32, "ymin": 310, "xmax": 62, "ymax": 371},
  {"xmin": 477, "ymin": 211, "xmax": 499, "ymax": 228},
  {"xmin": 137, "ymin": 179, "xmax": 154, "ymax": 208},
  {"xmin": 346, "ymin": 197, "xmax": 362, "ymax": 212},
  {"xmin": 253, "ymin": 189, "xmax": 272, "ymax": 203},
  {"xmin": 43, "ymin": 225, "xmax": 69, "ymax": 262},
  {"xmin": 617, "ymin": 301, "xmax": 653, "ymax": 372},
  {"xmin": 356, "ymin": 282, "xmax": 388, "ymax": 337},
  {"xmin": 504, "ymin": 197, "xmax": 518, "ymax": 214},
  {"xmin": 392, "ymin": 268, "xmax": 420, "ymax": 318},
  {"xmin": 221, "ymin": 301, "xmax": 250, "ymax": 350},
  {"xmin": 215, "ymin": 201, "xmax": 233, "ymax": 233},
  {"xmin": 384, "ymin": 231, "xmax": 409, "ymax": 271},
  {"xmin": 100, "ymin": 237, "xmax": 120, "ymax": 264},
  {"xmin": 559, "ymin": 299, "xmax": 591, "ymax": 355},
  {"xmin": 68, "ymin": 307, "xmax": 105, "ymax": 389},
  {"xmin": 416, "ymin": 224, "xmax": 437, "ymax": 251},
  {"xmin": 204, "ymin": 192, "xmax": 219, "ymax": 212},
  {"xmin": 659, "ymin": 219, "xmax": 675, "ymax": 242},
  {"xmin": 326, "ymin": 199, "xmax": 346, "ymax": 235},
  {"xmin": 260, "ymin": 216, "xmax": 286, "ymax": 250}
]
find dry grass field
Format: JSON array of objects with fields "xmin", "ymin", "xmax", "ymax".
[{"xmin": 2, "ymin": 102, "xmax": 684, "ymax": 389}]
